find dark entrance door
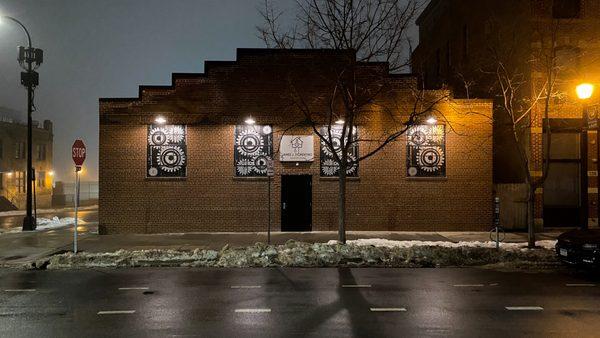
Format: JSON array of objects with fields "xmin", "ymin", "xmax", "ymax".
[
  {"xmin": 281, "ymin": 175, "xmax": 312, "ymax": 231},
  {"xmin": 542, "ymin": 124, "xmax": 587, "ymax": 228}
]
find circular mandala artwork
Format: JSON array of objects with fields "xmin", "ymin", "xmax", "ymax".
[
  {"xmin": 157, "ymin": 146, "xmax": 186, "ymax": 172},
  {"xmin": 345, "ymin": 155, "xmax": 358, "ymax": 175},
  {"xmin": 148, "ymin": 127, "xmax": 167, "ymax": 145},
  {"xmin": 417, "ymin": 146, "xmax": 445, "ymax": 172},
  {"xmin": 236, "ymin": 129, "xmax": 264, "ymax": 156},
  {"xmin": 410, "ymin": 130, "xmax": 427, "ymax": 146},
  {"xmin": 148, "ymin": 167, "xmax": 158, "ymax": 177},
  {"xmin": 321, "ymin": 159, "xmax": 339, "ymax": 176},
  {"xmin": 254, "ymin": 155, "xmax": 269, "ymax": 174},
  {"xmin": 236, "ymin": 159, "xmax": 254, "ymax": 175},
  {"xmin": 168, "ymin": 126, "xmax": 185, "ymax": 143}
]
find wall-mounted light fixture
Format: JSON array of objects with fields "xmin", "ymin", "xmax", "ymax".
[
  {"xmin": 426, "ymin": 116, "xmax": 438, "ymax": 124},
  {"xmin": 245, "ymin": 116, "xmax": 256, "ymax": 125},
  {"xmin": 335, "ymin": 119, "xmax": 345, "ymax": 125},
  {"xmin": 155, "ymin": 116, "xmax": 167, "ymax": 124}
]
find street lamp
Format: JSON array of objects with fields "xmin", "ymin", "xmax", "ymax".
[
  {"xmin": 578, "ymin": 82, "xmax": 596, "ymax": 229},
  {"xmin": 577, "ymin": 83, "xmax": 594, "ymax": 100},
  {"xmin": 1, "ymin": 15, "xmax": 43, "ymax": 231}
]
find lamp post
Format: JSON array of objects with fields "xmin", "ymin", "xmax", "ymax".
[
  {"xmin": 577, "ymin": 83, "xmax": 595, "ymax": 229},
  {"xmin": 1, "ymin": 16, "xmax": 43, "ymax": 231}
]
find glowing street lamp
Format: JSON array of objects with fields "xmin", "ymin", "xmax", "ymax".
[
  {"xmin": 577, "ymin": 83, "xmax": 594, "ymax": 100},
  {"xmin": 578, "ymin": 82, "xmax": 597, "ymax": 227}
]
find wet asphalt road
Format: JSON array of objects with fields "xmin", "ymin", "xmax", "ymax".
[{"xmin": 0, "ymin": 267, "xmax": 599, "ymax": 337}]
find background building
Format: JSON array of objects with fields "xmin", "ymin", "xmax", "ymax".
[
  {"xmin": 412, "ymin": 0, "xmax": 600, "ymax": 230},
  {"xmin": 99, "ymin": 49, "xmax": 493, "ymax": 234},
  {"xmin": 0, "ymin": 107, "xmax": 54, "ymax": 210}
]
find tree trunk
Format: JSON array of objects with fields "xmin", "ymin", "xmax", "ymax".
[
  {"xmin": 527, "ymin": 186, "xmax": 536, "ymax": 248},
  {"xmin": 338, "ymin": 164, "xmax": 347, "ymax": 244}
]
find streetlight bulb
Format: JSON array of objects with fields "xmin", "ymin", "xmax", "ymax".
[
  {"xmin": 48, "ymin": 170, "xmax": 54, "ymax": 176},
  {"xmin": 154, "ymin": 116, "xmax": 167, "ymax": 124},
  {"xmin": 576, "ymin": 83, "xmax": 594, "ymax": 100},
  {"xmin": 335, "ymin": 119, "xmax": 345, "ymax": 125},
  {"xmin": 245, "ymin": 117, "xmax": 255, "ymax": 125},
  {"xmin": 426, "ymin": 117, "xmax": 437, "ymax": 124}
]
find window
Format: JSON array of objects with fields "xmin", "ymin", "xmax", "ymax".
[
  {"xmin": 14, "ymin": 142, "xmax": 25, "ymax": 159},
  {"xmin": 37, "ymin": 171, "xmax": 45, "ymax": 188},
  {"xmin": 36, "ymin": 144, "xmax": 46, "ymax": 161},
  {"xmin": 553, "ymin": 0, "xmax": 581, "ymax": 18},
  {"xmin": 14, "ymin": 171, "xmax": 25, "ymax": 193}
]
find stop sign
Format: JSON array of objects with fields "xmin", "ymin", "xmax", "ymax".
[{"xmin": 72, "ymin": 139, "xmax": 86, "ymax": 168}]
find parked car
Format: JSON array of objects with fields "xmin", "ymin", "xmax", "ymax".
[{"xmin": 556, "ymin": 229, "xmax": 600, "ymax": 267}]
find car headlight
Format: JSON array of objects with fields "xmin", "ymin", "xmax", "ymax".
[{"xmin": 582, "ymin": 244, "xmax": 599, "ymax": 250}]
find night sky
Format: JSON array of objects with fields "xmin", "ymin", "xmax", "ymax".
[{"xmin": 0, "ymin": 0, "xmax": 418, "ymax": 183}]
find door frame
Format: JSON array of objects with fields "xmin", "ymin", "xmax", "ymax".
[{"xmin": 280, "ymin": 174, "xmax": 312, "ymax": 232}]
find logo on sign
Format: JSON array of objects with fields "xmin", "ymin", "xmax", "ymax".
[{"xmin": 279, "ymin": 135, "xmax": 314, "ymax": 162}]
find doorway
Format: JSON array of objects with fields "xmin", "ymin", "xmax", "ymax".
[
  {"xmin": 543, "ymin": 128, "xmax": 586, "ymax": 227},
  {"xmin": 281, "ymin": 175, "xmax": 312, "ymax": 231}
]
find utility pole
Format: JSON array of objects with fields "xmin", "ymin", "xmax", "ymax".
[{"xmin": 1, "ymin": 16, "xmax": 43, "ymax": 231}]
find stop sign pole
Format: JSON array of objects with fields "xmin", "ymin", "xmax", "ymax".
[{"xmin": 72, "ymin": 140, "xmax": 86, "ymax": 253}]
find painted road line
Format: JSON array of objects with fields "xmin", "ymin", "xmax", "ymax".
[
  {"xmin": 370, "ymin": 308, "xmax": 407, "ymax": 312},
  {"xmin": 342, "ymin": 284, "xmax": 372, "ymax": 288},
  {"xmin": 4, "ymin": 289, "xmax": 36, "ymax": 292},
  {"xmin": 97, "ymin": 310, "xmax": 136, "ymax": 315},
  {"xmin": 234, "ymin": 308, "xmax": 271, "ymax": 313},
  {"xmin": 453, "ymin": 284, "xmax": 485, "ymax": 287},
  {"xmin": 230, "ymin": 285, "xmax": 262, "ymax": 289},
  {"xmin": 489, "ymin": 283, "xmax": 499, "ymax": 287},
  {"xmin": 505, "ymin": 306, "xmax": 544, "ymax": 311},
  {"xmin": 118, "ymin": 287, "xmax": 149, "ymax": 290},
  {"xmin": 566, "ymin": 283, "xmax": 596, "ymax": 287}
]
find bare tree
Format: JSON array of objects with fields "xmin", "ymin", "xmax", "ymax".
[
  {"xmin": 487, "ymin": 17, "xmax": 565, "ymax": 248},
  {"xmin": 257, "ymin": 0, "xmax": 447, "ymax": 243}
]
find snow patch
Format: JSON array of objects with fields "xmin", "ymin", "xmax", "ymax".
[
  {"xmin": 326, "ymin": 238, "xmax": 557, "ymax": 251},
  {"xmin": 36, "ymin": 217, "xmax": 75, "ymax": 230}
]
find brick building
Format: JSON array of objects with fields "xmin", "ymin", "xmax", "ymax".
[
  {"xmin": 99, "ymin": 49, "xmax": 492, "ymax": 234},
  {"xmin": 0, "ymin": 107, "xmax": 54, "ymax": 210},
  {"xmin": 412, "ymin": 0, "xmax": 600, "ymax": 230}
]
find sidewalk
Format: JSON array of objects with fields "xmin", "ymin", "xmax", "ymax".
[{"xmin": 0, "ymin": 225, "xmax": 561, "ymax": 268}]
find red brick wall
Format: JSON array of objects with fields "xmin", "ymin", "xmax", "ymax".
[{"xmin": 99, "ymin": 49, "xmax": 493, "ymax": 234}]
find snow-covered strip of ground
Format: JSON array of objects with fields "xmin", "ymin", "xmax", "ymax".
[
  {"xmin": 0, "ymin": 205, "xmax": 97, "ymax": 217},
  {"xmin": 0, "ymin": 217, "xmax": 75, "ymax": 233},
  {"xmin": 326, "ymin": 238, "xmax": 557, "ymax": 251},
  {"xmin": 36, "ymin": 217, "xmax": 76, "ymax": 230}
]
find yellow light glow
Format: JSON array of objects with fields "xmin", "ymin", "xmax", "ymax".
[
  {"xmin": 155, "ymin": 116, "xmax": 167, "ymax": 124},
  {"xmin": 576, "ymin": 83, "xmax": 594, "ymax": 100},
  {"xmin": 244, "ymin": 117, "xmax": 255, "ymax": 125},
  {"xmin": 48, "ymin": 170, "xmax": 54, "ymax": 176},
  {"xmin": 335, "ymin": 119, "xmax": 345, "ymax": 125},
  {"xmin": 6, "ymin": 171, "xmax": 13, "ymax": 177}
]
